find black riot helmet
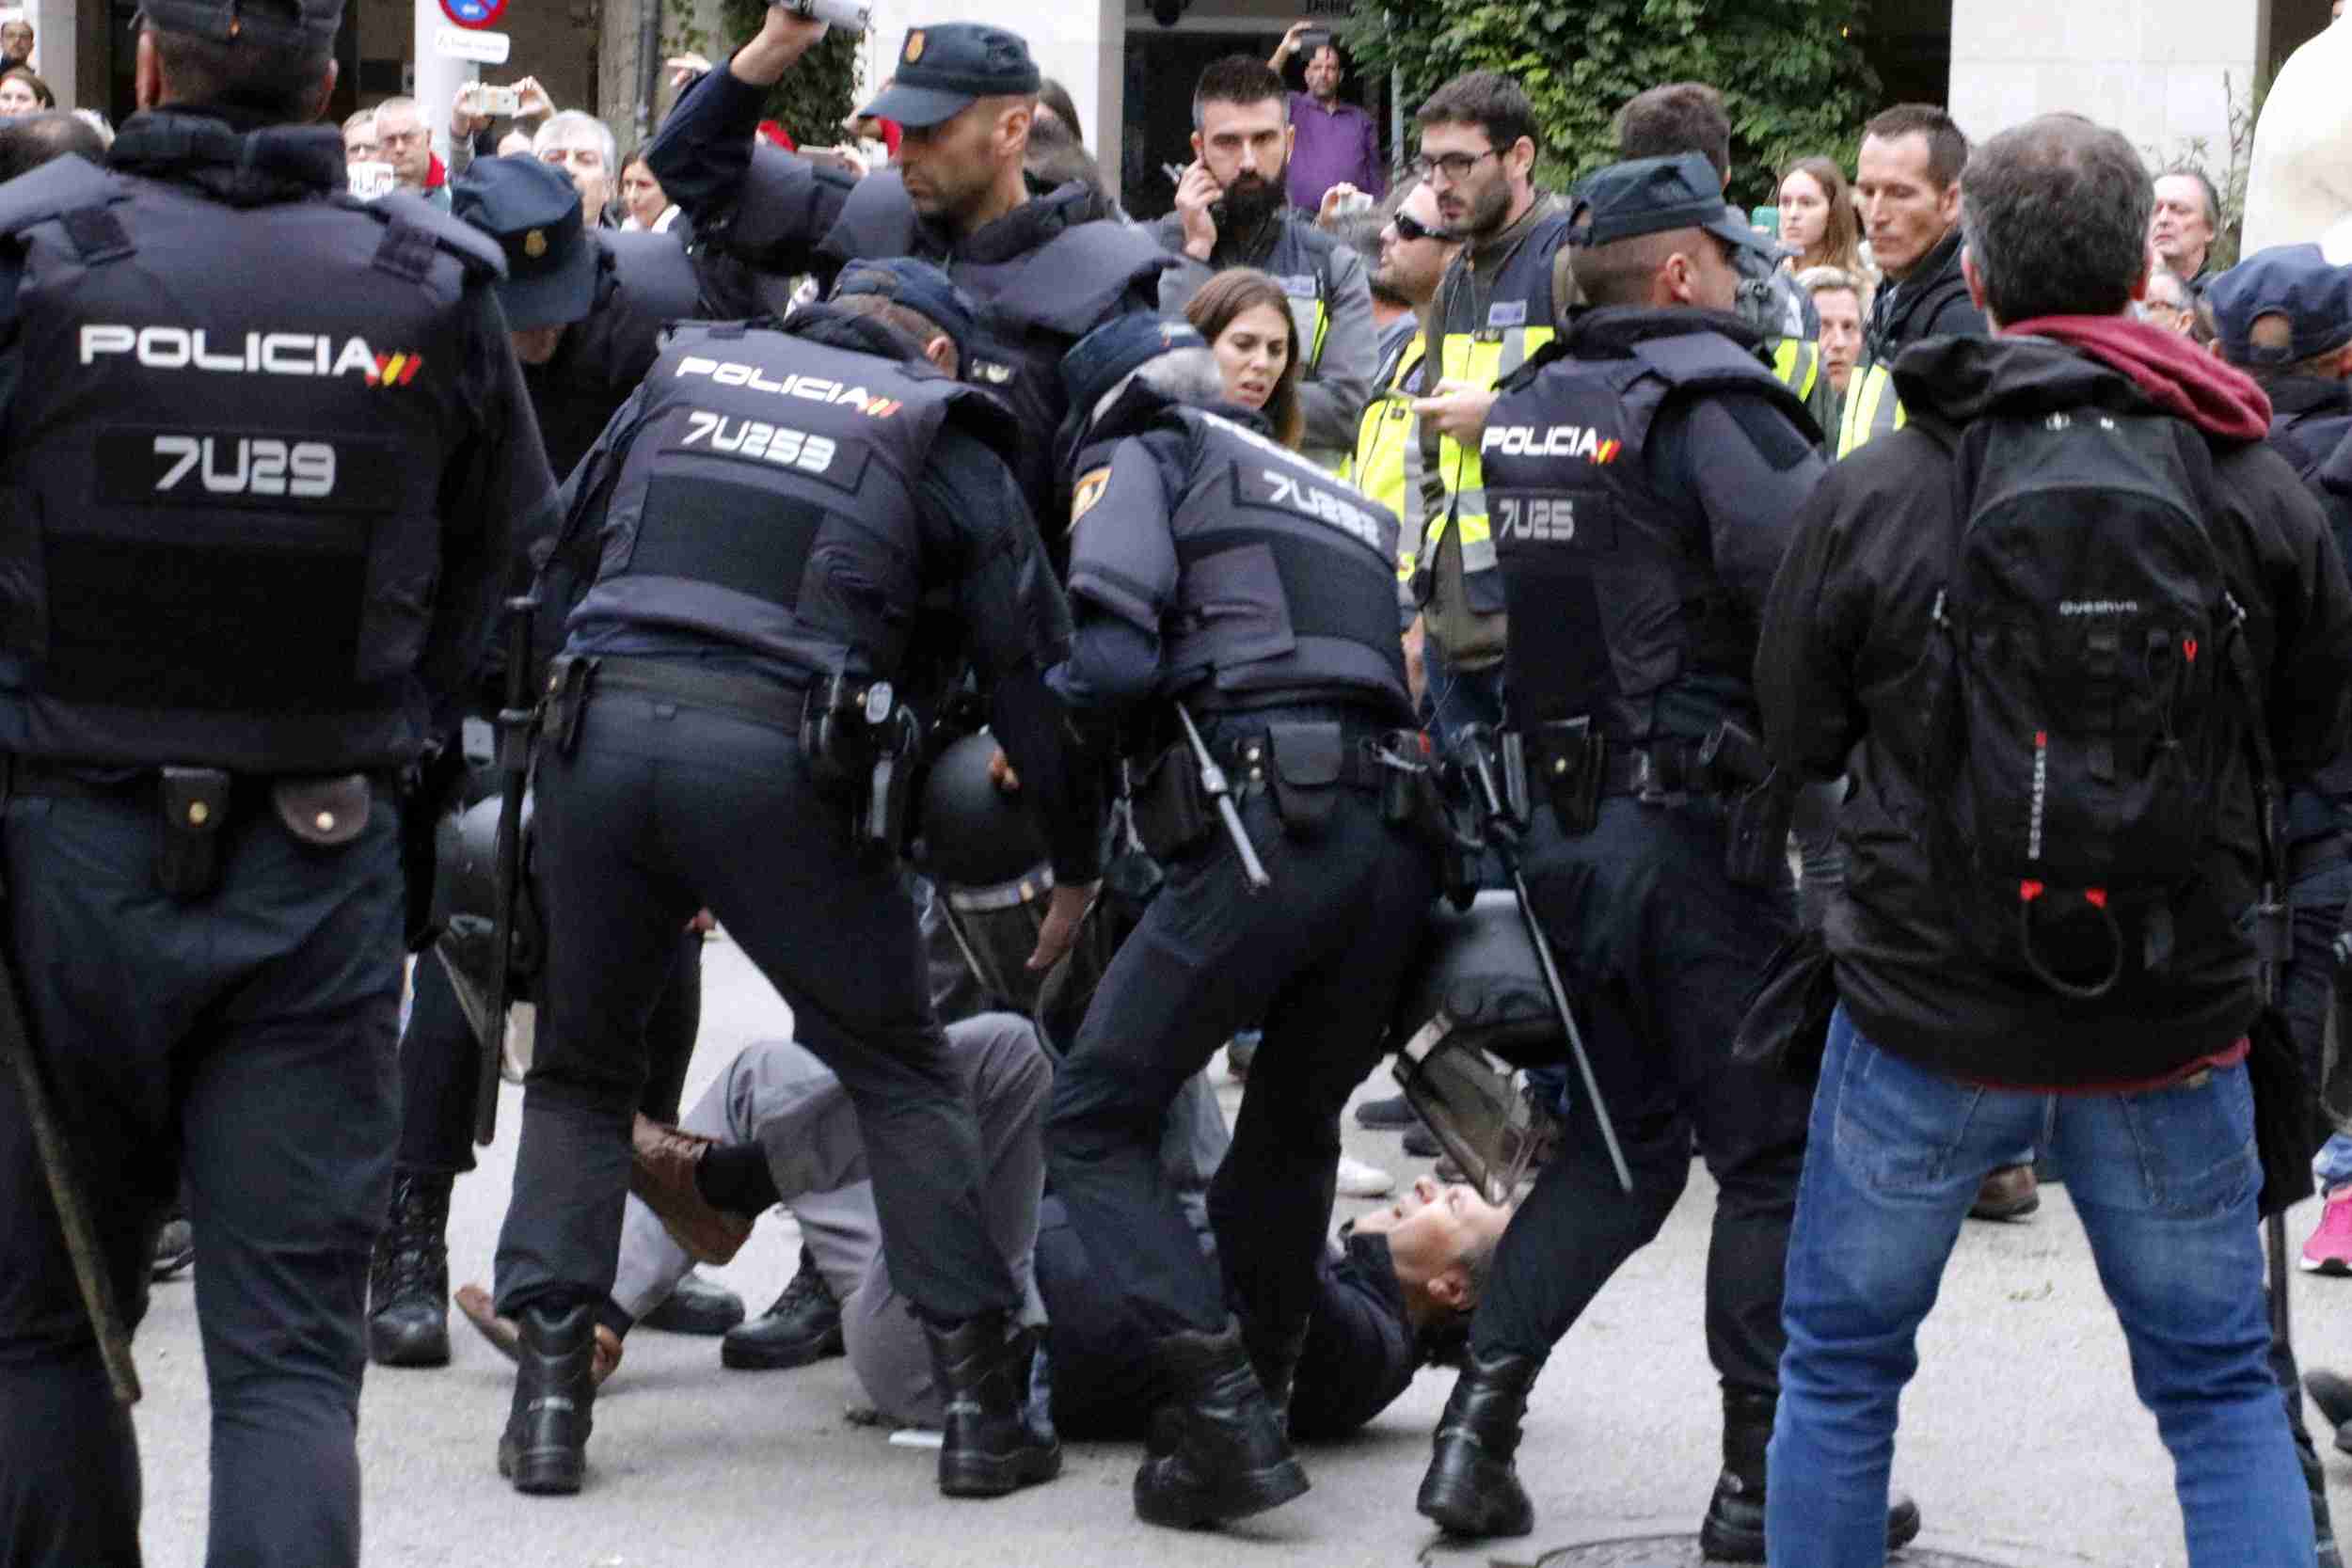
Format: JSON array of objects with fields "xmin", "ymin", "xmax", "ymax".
[{"xmin": 916, "ymin": 730, "xmax": 1048, "ymax": 889}]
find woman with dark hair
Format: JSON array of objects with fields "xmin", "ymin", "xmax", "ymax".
[
  {"xmin": 0, "ymin": 66, "xmax": 54, "ymax": 115},
  {"xmin": 1184, "ymin": 266, "xmax": 1305, "ymax": 451},
  {"xmin": 1777, "ymin": 153, "xmax": 1871, "ymax": 288},
  {"xmin": 1035, "ymin": 76, "xmax": 1083, "ymax": 147}
]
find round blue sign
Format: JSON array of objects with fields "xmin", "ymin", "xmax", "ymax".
[{"xmin": 440, "ymin": 0, "xmax": 505, "ymax": 29}]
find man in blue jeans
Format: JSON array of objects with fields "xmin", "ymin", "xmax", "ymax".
[{"xmin": 1755, "ymin": 113, "xmax": 2352, "ymax": 1566}]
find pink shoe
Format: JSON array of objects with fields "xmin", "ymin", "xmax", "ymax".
[{"xmin": 2301, "ymin": 1186, "xmax": 2352, "ymax": 1275}]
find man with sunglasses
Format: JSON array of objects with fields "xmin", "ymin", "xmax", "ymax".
[
  {"xmin": 1401, "ymin": 71, "xmax": 1575, "ymax": 746},
  {"xmin": 1347, "ymin": 178, "xmax": 1460, "ymax": 619}
]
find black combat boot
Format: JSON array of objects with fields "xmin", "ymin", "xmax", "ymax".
[
  {"xmin": 722, "ymin": 1246, "xmax": 845, "ymax": 1370},
  {"xmin": 921, "ymin": 1312, "xmax": 1061, "ymax": 1498},
  {"xmin": 1416, "ymin": 1349, "xmax": 1540, "ymax": 1538},
  {"xmin": 367, "ymin": 1170, "xmax": 453, "ymax": 1368},
  {"xmin": 1698, "ymin": 1389, "xmax": 1923, "ymax": 1561},
  {"xmin": 1134, "ymin": 1320, "xmax": 1310, "ymax": 1528},
  {"xmin": 497, "ymin": 1301, "xmax": 598, "ymax": 1496}
]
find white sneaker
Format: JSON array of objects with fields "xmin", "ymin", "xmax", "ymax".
[{"xmin": 1335, "ymin": 1155, "xmax": 1393, "ymax": 1198}]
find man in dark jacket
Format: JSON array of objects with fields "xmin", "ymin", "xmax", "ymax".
[
  {"xmin": 1757, "ymin": 114, "xmax": 2352, "ymax": 1566},
  {"xmin": 1836, "ymin": 103, "xmax": 1989, "ymax": 458},
  {"xmin": 644, "ymin": 11, "xmax": 1168, "ymax": 514}
]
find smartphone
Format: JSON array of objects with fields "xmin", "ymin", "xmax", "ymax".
[
  {"xmin": 1334, "ymin": 189, "xmax": 1374, "ymax": 215},
  {"xmin": 472, "ymin": 82, "xmax": 521, "ymax": 117},
  {"xmin": 1298, "ymin": 28, "xmax": 1331, "ymax": 55},
  {"xmin": 347, "ymin": 160, "xmax": 397, "ymax": 200}
]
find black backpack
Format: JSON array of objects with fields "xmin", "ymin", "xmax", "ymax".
[{"xmin": 1918, "ymin": 405, "xmax": 2272, "ymax": 999}]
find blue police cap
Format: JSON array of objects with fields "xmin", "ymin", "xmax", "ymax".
[
  {"xmin": 859, "ymin": 24, "xmax": 1041, "ymax": 130},
  {"xmin": 831, "ymin": 258, "xmax": 979, "ymax": 365},
  {"xmin": 1569, "ymin": 152, "xmax": 1774, "ymax": 260},
  {"xmin": 1060, "ymin": 314, "xmax": 1207, "ymax": 420},
  {"xmin": 451, "ymin": 156, "xmax": 596, "ymax": 332},
  {"xmin": 137, "ymin": 0, "xmax": 341, "ymax": 52},
  {"xmin": 2207, "ymin": 244, "xmax": 2352, "ymax": 367}
]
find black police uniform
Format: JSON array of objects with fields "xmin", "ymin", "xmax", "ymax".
[
  {"xmin": 1416, "ymin": 299, "xmax": 1826, "ymax": 1544},
  {"xmin": 0, "ymin": 106, "xmax": 549, "ymax": 1567},
  {"xmin": 490, "ymin": 298, "xmax": 1099, "ymax": 1490},
  {"xmin": 644, "ymin": 28, "xmax": 1170, "ymax": 512},
  {"xmin": 1042, "ymin": 378, "xmax": 1436, "ymax": 1526},
  {"xmin": 371, "ymin": 167, "xmax": 719, "ymax": 1370}
]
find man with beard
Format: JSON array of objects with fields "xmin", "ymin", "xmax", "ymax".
[
  {"xmin": 1401, "ymin": 71, "xmax": 1572, "ymax": 744},
  {"xmin": 644, "ymin": 10, "xmax": 1169, "ymax": 514},
  {"xmin": 1153, "ymin": 55, "xmax": 1375, "ymax": 471}
]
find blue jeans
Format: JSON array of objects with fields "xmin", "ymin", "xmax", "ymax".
[
  {"xmin": 2316, "ymin": 1132, "xmax": 2352, "ymax": 1190},
  {"xmin": 1767, "ymin": 1006, "xmax": 2311, "ymax": 1566}
]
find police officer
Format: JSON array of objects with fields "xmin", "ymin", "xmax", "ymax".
[
  {"xmin": 0, "ymin": 0, "xmax": 551, "ymax": 1558},
  {"xmin": 644, "ymin": 10, "xmax": 1169, "ymax": 514},
  {"xmin": 490, "ymin": 257, "xmax": 1099, "ymax": 1498},
  {"xmin": 1408, "ymin": 156, "xmax": 1917, "ymax": 1560},
  {"xmin": 366, "ymin": 154, "xmax": 727, "ymax": 1372},
  {"xmin": 1041, "ymin": 315, "xmax": 1438, "ymax": 1529},
  {"xmin": 1155, "ymin": 55, "xmax": 1375, "ymax": 471},
  {"xmin": 456, "ymin": 154, "xmax": 707, "ymax": 479}
]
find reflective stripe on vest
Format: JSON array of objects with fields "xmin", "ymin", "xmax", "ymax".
[
  {"xmin": 1423, "ymin": 321, "xmax": 1558, "ymax": 564},
  {"xmin": 1772, "ymin": 336, "xmax": 1820, "ymax": 405},
  {"xmin": 1350, "ymin": 335, "xmax": 1427, "ymax": 588},
  {"xmin": 1835, "ymin": 357, "xmax": 1905, "ymax": 458}
]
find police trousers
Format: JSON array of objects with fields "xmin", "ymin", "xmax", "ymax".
[
  {"xmin": 0, "ymin": 781, "xmax": 404, "ymax": 1568},
  {"xmin": 1469, "ymin": 793, "xmax": 1809, "ymax": 1400},
  {"xmin": 493, "ymin": 686, "xmax": 1019, "ymax": 1323},
  {"xmin": 1045, "ymin": 707, "xmax": 1437, "ymax": 1343}
]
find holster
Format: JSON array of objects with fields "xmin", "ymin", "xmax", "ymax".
[
  {"xmin": 1525, "ymin": 719, "xmax": 1602, "ymax": 836},
  {"xmin": 1130, "ymin": 739, "xmax": 1212, "ymax": 862},
  {"xmin": 1263, "ymin": 721, "xmax": 1343, "ymax": 842},
  {"xmin": 541, "ymin": 654, "xmax": 597, "ymax": 758},
  {"xmin": 1382, "ymin": 732, "xmax": 1479, "ymax": 911},
  {"xmin": 1724, "ymin": 778, "xmax": 1796, "ymax": 890},
  {"xmin": 156, "ymin": 767, "xmax": 231, "ymax": 900},
  {"xmin": 858, "ymin": 705, "xmax": 921, "ymax": 859}
]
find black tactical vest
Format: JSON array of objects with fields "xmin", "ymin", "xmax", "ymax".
[
  {"xmin": 567, "ymin": 322, "xmax": 987, "ymax": 682},
  {"xmin": 528, "ymin": 229, "xmax": 704, "ymax": 480},
  {"xmin": 0, "ymin": 128, "xmax": 502, "ymax": 772},
  {"xmin": 1486, "ymin": 319, "xmax": 1804, "ymax": 741},
  {"xmin": 1073, "ymin": 402, "xmax": 1410, "ymax": 714}
]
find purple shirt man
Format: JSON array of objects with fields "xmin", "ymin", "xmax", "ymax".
[{"xmin": 1269, "ymin": 27, "xmax": 1384, "ymax": 215}]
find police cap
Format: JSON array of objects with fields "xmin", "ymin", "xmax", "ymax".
[
  {"xmin": 1060, "ymin": 314, "xmax": 1205, "ymax": 421},
  {"xmin": 832, "ymin": 257, "xmax": 978, "ymax": 366},
  {"xmin": 2207, "ymin": 244, "xmax": 2352, "ymax": 367},
  {"xmin": 138, "ymin": 0, "xmax": 341, "ymax": 51},
  {"xmin": 1570, "ymin": 152, "xmax": 1774, "ymax": 261},
  {"xmin": 859, "ymin": 24, "xmax": 1041, "ymax": 130},
  {"xmin": 451, "ymin": 156, "xmax": 597, "ymax": 332}
]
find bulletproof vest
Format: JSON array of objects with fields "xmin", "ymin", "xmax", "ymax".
[
  {"xmin": 527, "ymin": 230, "xmax": 704, "ymax": 481},
  {"xmin": 1080, "ymin": 404, "xmax": 1409, "ymax": 714},
  {"xmin": 826, "ymin": 173, "xmax": 1170, "ymax": 511},
  {"xmin": 566, "ymin": 322, "xmax": 980, "ymax": 683},
  {"xmin": 0, "ymin": 127, "xmax": 501, "ymax": 773},
  {"xmin": 1486, "ymin": 321, "xmax": 1804, "ymax": 741},
  {"xmin": 1349, "ymin": 330, "xmax": 1427, "ymax": 609}
]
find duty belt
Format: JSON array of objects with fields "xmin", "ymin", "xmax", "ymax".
[
  {"xmin": 586, "ymin": 657, "xmax": 809, "ymax": 730},
  {"xmin": 1222, "ymin": 729, "xmax": 1401, "ymax": 795},
  {"xmin": 1523, "ymin": 728, "xmax": 1711, "ymax": 801}
]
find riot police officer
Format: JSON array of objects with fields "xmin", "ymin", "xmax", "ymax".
[
  {"xmin": 1406, "ymin": 156, "xmax": 1921, "ymax": 1560},
  {"xmin": 644, "ymin": 10, "xmax": 1169, "ymax": 514},
  {"xmin": 1041, "ymin": 315, "xmax": 1438, "ymax": 1529},
  {"xmin": 366, "ymin": 153, "xmax": 729, "ymax": 1371},
  {"xmin": 0, "ymin": 0, "xmax": 552, "ymax": 1559},
  {"xmin": 490, "ymin": 258, "xmax": 1100, "ymax": 1499}
]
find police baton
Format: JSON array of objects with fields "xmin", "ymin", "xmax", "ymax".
[
  {"xmin": 476, "ymin": 593, "xmax": 539, "ymax": 1147},
  {"xmin": 1175, "ymin": 702, "xmax": 1270, "ymax": 894},
  {"xmin": 1454, "ymin": 724, "xmax": 1635, "ymax": 1195},
  {"xmin": 0, "ymin": 908, "xmax": 140, "ymax": 1403}
]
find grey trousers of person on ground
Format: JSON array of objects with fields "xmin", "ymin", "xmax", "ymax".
[{"xmin": 613, "ymin": 1012, "xmax": 1054, "ymax": 1426}]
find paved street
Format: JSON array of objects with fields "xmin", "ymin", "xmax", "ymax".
[{"xmin": 127, "ymin": 939, "xmax": 2352, "ymax": 1567}]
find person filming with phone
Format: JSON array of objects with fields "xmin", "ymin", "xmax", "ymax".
[{"xmin": 1269, "ymin": 21, "xmax": 1383, "ymax": 220}]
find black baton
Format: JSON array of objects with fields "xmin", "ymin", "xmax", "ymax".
[
  {"xmin": 476, "ymin": 593, "xmax": 539, "ymax": 1147},
  {"xmin": 1176, "ymin": 701, "xmax": 1270, "ymax": 894}
]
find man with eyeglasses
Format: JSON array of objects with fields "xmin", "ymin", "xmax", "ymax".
[
  {"xmin": 371, "ymin": 95, "xmax": 449, "ymax": 209},
  {"xmin": 1400, "ymin": 71, "xmax": 1575, "ymax": 747}
]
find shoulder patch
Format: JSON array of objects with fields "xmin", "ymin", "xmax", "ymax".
[{"xmin": 1070, "ymin": 465, "xmax": 1112, "ymax": 529}]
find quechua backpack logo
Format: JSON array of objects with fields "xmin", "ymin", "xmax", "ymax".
[{"xmin": 1922, "ymin": 407, "xmax": 2259, "ymax": 999}]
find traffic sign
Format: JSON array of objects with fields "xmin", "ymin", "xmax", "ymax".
[
  {"xmin": 433, "ymin": 24, "xmax": 510, "ymax": 61},
  {"xmin": 439, "ymin": 0, "xmax": 505, "ymax": 30}
]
